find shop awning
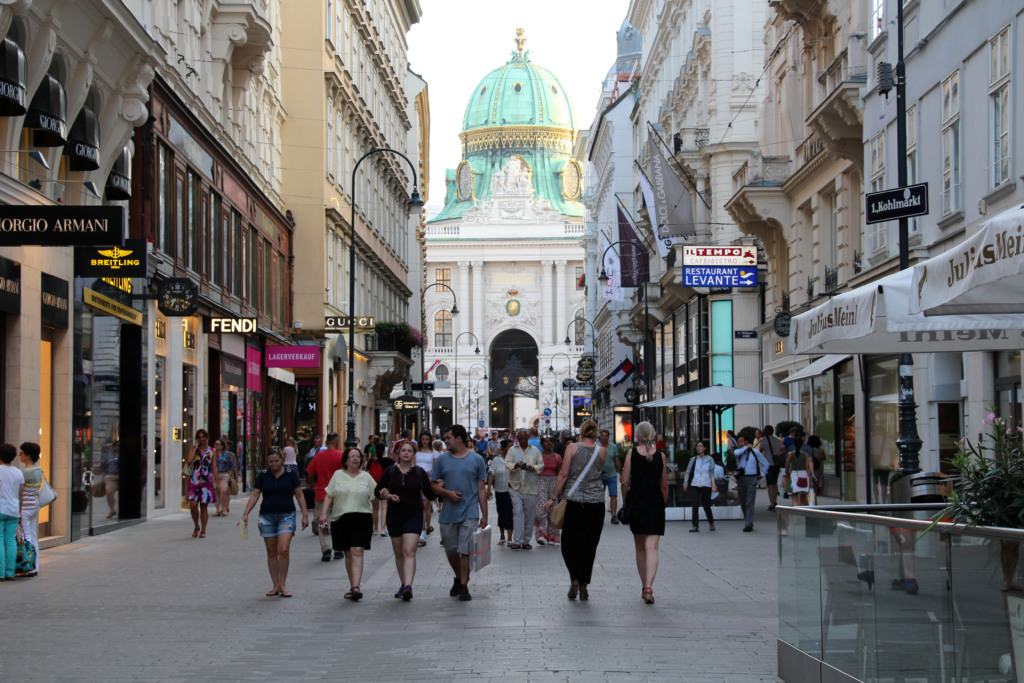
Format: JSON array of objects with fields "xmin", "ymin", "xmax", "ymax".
[
  {"xmin": 0, "ymin": 38, "xmax": 27, "ymax": 116},
  {"xmin": 791, "ymin": 269, "xmax": 1024, "ymax": 354},
  {"xmin": 104, "ymin": 146, "xmax": 131, "ymax": 200},
  {"xmin": 25, "ymin": 74, "xmax": 66, "ymax": 146},
  {"xmin": 267, "ymin": 367, "xmax": 295, "ymax": 385},
  {"xmin": 64, "ymin": 105, "xmax": 100, "ymax": 171},
  {"xmin": 910, "ymin": 202, "xmax": 1024, "ymax": 316},
  {"xmin": 781, "ymin": 354, "xmax": 851, "ymax": 384}
]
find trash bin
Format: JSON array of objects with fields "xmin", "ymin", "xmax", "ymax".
[{"xmin": 890, "ymin": 471, "xmax": 947, "ymax": 504}]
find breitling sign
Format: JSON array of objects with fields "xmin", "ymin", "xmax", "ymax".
[
  {"xmin": 0, "ymin": 205, "xmax": 124, "ymax": 246},
  {"xmin": 75, "ymin": 238, "xmax": 147, "ymax": 277}
]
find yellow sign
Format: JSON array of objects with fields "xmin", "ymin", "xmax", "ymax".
[{"xmin": 84, "ymin": 288, "xmax": 143, "ymax": 326}]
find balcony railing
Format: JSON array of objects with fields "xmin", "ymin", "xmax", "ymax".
[{"xmin": 779, "ymin": 504, "xmax": 1024, "ymax": 683}]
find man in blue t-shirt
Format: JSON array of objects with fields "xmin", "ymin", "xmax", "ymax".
[{"xmin": 432, "ymin": 424, "xmax": 488, "ymax": 602}]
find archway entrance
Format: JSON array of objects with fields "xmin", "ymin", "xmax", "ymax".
[{"xmin": 489, "ymin": 330, "xmax": 539, "ymax": 433}]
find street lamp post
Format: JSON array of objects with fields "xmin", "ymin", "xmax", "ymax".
[
  {"xmin": 599, "ymin": 239, "xmax": 651, "ymax": 422},
  {"xmin": 548, "ymin": 351, "xmax": 573, "ymax": 429},
  {"xmin": 453, "ymin": 331, "xmax": 481, "ymax": 429},
  {"xmin": 346, "ymin": 148, "xmax": 424, "ymax": 449},
  {"xmin": 564, "ymin": 318, "xmax": 599, "ymax": 406},
  {"xmin": 420, "ymin": 282, "xmax": 458, "ymax": 438}
]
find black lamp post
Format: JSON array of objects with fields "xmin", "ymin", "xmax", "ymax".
[
  {"xmin": 420, "ymin": 282, "xmax": 458, "ymax": 437},
  {"xmin": 599, "ymin": 239, "xmax": 651, "ymax": 422},
  {"xmin": 453, "ymin": 331, "xmax": 481, "ymax": 429},
  {"xmin": 346, "ymin": 147, "xmax": 424, "ymax": 449}
]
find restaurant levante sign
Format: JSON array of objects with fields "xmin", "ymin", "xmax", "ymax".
[{"xmin": 0, "ymin": 205, "xmax": 124, "ymax": 246}]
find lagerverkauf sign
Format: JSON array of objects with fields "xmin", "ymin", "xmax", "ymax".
[
  {"xmin": 684, "ymin": 266, "xmax": 758, "ymax": 287},
  {"xmin": 265, "ymin": 346, "xmax": 320, "ymax": 368},
  {"xmin": 866, "ymin": 183, "xmax": 929, "ymax": 224},
  {"xmin": 0, "ymin": 205, "xmax": 124, "ymax": 246}
]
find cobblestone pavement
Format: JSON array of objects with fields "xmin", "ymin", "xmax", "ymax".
[{"xmin": 4, "ymin": 496, "xmax": 782, "ymax": 682}]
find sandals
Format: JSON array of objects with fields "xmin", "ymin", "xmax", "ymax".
[
  {"xmin": 344, "ymin": 587, "xmax": 363, "ymax": 601},
  {"xmin": 265, "ymin": 589, "xmax": 282, "ymax": 597},
  {"xmin": 192, "ymin": 527, "xmax": 200, "ymax": 537},
  {"xmin": 642, "ymin": 587, "xmax": 655, "ymax": 604},
  {"xmin": 198, "ymin": 531, "xmax": 206, "ymax": 538}
]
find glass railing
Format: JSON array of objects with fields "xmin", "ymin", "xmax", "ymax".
[{"xmin": 779, "ymin": 504, "xmax": 1024, "ymax": 683}]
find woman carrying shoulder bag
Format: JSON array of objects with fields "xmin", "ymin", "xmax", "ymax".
[
  {"xmin": 620, "ymin": 421, "xmax": 668, "ymax": 604},
  {"xmin": 541, "ymin": 420, "xmax": 606, "ymax": 602},
  {"xmin": 682, "ymin": 440, "xmax": 716, "ymax": 532}
]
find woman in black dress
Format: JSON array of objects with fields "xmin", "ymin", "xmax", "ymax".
[{"xmin": 620, "ymin": 421, "xmax": 668, "ymax": 604}]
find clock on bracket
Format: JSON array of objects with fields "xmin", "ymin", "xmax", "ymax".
[
  {"xmin": 158, "ymin": 278, "xmax": 198, "ymax": 317},
  {"xmin": 456, "ymin": 160, "xmax": 473, "ymax": 201}
]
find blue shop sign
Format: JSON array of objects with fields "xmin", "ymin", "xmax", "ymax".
[{"xmin": 684, "ymin": 266, "xmax": 758, "ymax": 288}]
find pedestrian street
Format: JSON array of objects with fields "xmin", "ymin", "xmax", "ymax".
[{"xmin": 4, "ymin": 496, "xmax": 781, "ymax": 682}]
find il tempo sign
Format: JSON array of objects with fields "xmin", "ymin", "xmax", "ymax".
[
  {"xmin": 683, "ymin": 245, "xmax": 757, "ymax": 266},
  {"xmin": 204, "ymin": 317, "xmax": 257, "ymax": 334}
]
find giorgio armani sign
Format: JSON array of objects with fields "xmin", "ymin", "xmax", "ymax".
[{"xmin": 0, "ymin": 205, "xmax": 123, "ymax": 246}]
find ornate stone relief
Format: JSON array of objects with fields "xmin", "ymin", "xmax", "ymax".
[{"xmin": 463, "ymin": 155, "xmax": 563, "ymax": 224}]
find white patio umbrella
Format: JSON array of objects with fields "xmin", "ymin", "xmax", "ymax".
[
  {"xmin": 910, "ymin": 202, "xmax": 1024, "ymax": 316},
  {"xmin": 640, "ymin": 385, "xmax": 801, "ymax": 457}
]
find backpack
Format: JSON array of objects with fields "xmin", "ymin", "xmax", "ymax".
[{"xmin": 368, "ymin": 458, "xmax": 383, "ymax": 483}]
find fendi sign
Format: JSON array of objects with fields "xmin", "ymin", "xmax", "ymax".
[{"xmin": 204, "ymin": 317, "xmax": 257, "ymax": 334}]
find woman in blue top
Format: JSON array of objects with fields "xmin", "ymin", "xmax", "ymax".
[
  {"xmin": 213, "ymin": 439, "xmax": 238, "ymax": 518},
  {"xmin": 240, "ymin": 448, "xmax": 308, "ymax": 597}
]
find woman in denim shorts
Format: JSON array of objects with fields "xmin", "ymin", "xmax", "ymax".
[{"xmin": 240, "ymin": 449, "xmax": 308, "ymax": 597}]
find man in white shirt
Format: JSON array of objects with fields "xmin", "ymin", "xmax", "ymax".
[
  {"xmin": 733, "ymin": 435, "xmax": 770, "ymax": 532},
  {"xmin": 505, "ymin": 429, "xmax": 543, "ymax": 549}
]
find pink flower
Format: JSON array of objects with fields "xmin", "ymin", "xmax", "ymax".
[{"xmin": 985, "ymin": 412, "xmax": 997, "ymax": 425}]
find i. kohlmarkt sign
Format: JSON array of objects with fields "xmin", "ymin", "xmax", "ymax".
[{"xmin": 865, "ymin": 183, "xmax": 929, "ymax": 224}]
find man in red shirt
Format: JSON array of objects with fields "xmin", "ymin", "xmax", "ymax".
[{"xmin": 306, "ymin": 432, "xmax": 346, "ymax": 562}]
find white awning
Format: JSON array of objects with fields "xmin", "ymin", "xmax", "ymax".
[
  {"xmin": 267, "ymin": 367, "xmax": 295, "ymax": 385},
  {"xmin": 781, "ymin": 354, "xmax": 851, "ymax": 384},
  {"xmin": 911, "ymin": 202, "xmax": 1024, "ymax": 315},
  {"xmin": 791, "ymin": 269, "xmax": 1024, "ymax": 354}
]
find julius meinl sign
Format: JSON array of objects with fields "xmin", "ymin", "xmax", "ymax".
[
  {"xmin": 0, "ymin": 205, "xmax": 124, "ymax": 246},
  {"xmin": 866, "ymin": 183, "xmax": 929, "ymax": 224}
]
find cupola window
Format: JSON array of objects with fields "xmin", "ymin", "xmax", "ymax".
[{"xmin": 513, "ymin": 82, "xmax": 522, "ymax": 93}]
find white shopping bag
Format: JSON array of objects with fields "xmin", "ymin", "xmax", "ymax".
[{"xmin": 470, "ymin": 524, "xmax": 492, "ymax": 572}]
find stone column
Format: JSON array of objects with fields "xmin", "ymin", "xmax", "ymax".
[
  {"xmin": 457, "ymin": 261, "xmax": 469, "ymax": 339},
  {"xmin": 555, "ymin": 260, "xmax": 567, "ymax": 345},
  {"xmin": 541, "ymin": 260, "xmax": 553, "ymax": 346},
  {"xmin": 471, "ymin": 261, "xmax": 484, "ymax": 341}
]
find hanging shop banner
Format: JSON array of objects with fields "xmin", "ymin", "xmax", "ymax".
[
  {"xmin": 265, "ymin": 345, "xmax": 320, "ymax": 368},
  {"xmin": 222, "ymin": 354, "xmax": 246, "ymax": 388},
  {"xmin": 40, "ymin": 273, "xmax": 69, "ymax": 328},
  {"xmin": 83, "ymin": 287, "xmax": 143, "ymax": 326},
  {"xmin": 0, "ymin": 255, "xmax": 20, "ymax": 314},
  {"xmin": 683, "ymin": 246, "xmax": 757, "ymax": 266},
  {"xmin": 247, "ymin": 348, "xmax": 262, "ymax": 392},
  {"xmin": 75, "ymin": 238, "xmax": 146, "ymax": 277},
  {"xmin": 683, "ymin": 266, "xmax": 758, "ymax": 288},
  {"xmin": 0, "ymin": 205, "xmax": 123, "ymax": 246}
]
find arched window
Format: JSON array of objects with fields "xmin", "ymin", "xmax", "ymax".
[
  {"xmin": 435, "ymin": 365, "xmax": 449, "ymax": 382},
  {"xmin": 434, "ymin": 310, "xmax": 452, "ymax": 348},
  {"xmin": 574, "ymin": 309, "xmax": 585, "ymax": 346}
]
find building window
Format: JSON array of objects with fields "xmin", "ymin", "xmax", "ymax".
[
  {"xmin": 906, "ymin": 105, "xmax": 918, "ymax": 234},
  {"xmin": 826, "ymin": 191, "xmax": 839, "ymax": 268},
  {"xmin": 869, "ymin": 133, "xmax": 886, "ymax": 253},
  {"xmin": 871, "ymin": 0, "xmax": 884, "ymax": 40},
  {"xmin": 187, "ymin": 171, "xmax": 201, "ymax": 271},
  {"xmin": 941, "ymin": 70, "xmax": 960, "ymax": 215},
  {"xmin": 210, "ymin": 193, "xmax": 222, "ymax": 286},
  {"xmin": 326, "ymin": 0, "xmax": 334, "ymax": 45},
  {"xmin": 434, "ymin": 310, "xmax": 452, "ymax": 348},
  {"xmin": 435, "ymin": 268, "xmax": 450, "ymax": 288},
  {"xmin": 327, "ymin": 99, "xmax": 335, "ymax": 180},
  {"xmin": 435, "ymin": 364, "xmax": 449, "ymax": 382},
  {"xmin": 990, "ymin": 27, "xmax": 1011, "ymax": 188},
  {"xmin": 575, "ymin": 266, "xmax": 584, "ymax": 290},
  {"xmin": 158, "ymin": 145, "xmax": 172, "ymax": 256}
]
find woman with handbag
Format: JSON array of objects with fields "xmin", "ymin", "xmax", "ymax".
[
  {"xmin": 16, "ymin": 442, "xmax": 46, "ymax": 577},
  {"xmin": 185, "ymin": 429, "xmax": 218, "ymax": 538},
  {"xmin": 787, "ymin": 436, "xmax": 814, "ymax": 507},
  {"xmin": 213, "ymin": 439, "xmax": 238, "ymax": 517},
  {"xmin": 541, "ymin": 420, "xmax": 606, "ymax": 601},
  {"xmin": 533, "ymin": 436, "xmax": 562, "ymax": 546},
  {"xmin": 682, "ymin": 440, "xmax": 716, "ymax": 533},
  {"xmin": 620, "ymin": 421, "xmax": 668, "ymax": 604}
]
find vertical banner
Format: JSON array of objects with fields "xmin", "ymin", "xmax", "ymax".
[
  {"xmin": 643, "ymin": 134, "xmax": 696, "ymax": 238},
  {"xmin": 617, "ymin": 206, "xmax": 648, "ymax": 287},
  {"xmin": 601, "ymin": 234, "xmax": 623, "ymax": 301}
]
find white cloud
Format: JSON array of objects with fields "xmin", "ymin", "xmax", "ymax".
[{"xmin": 408, "ymin": 0, "xmax": 626, "ymax": 205}]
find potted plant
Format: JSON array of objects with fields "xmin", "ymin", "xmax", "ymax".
[{"xmin": 943, "ymin": 411, "xmax": 1024, "ymax": 591}]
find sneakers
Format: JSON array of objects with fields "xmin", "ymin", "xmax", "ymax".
[
  {"xmin": 333, "ymin": 551, "xmax": 344, "ymax": 560},
  {"xmin": 402, "ymin": 585, "xmax": 413, "ymax": 601},
  {"xmin": 690, "ymin": 526, "xmax": 700, "ymax": 533},
  {"xmin": 450, "ymin": 578, "xmax": 461, "ymax": 597},
  {"xmin": 536, "ymin": 537, "xmax": 547, "ymax": 546},
  {"xmin": 610, "ymin": 516, "xmax": 620, "ymax": 525},
  {"xmin": 321, "ymin": 550, "xmax": 333, "ymax": 562},
  {"xmin": 417, "ymin": 538, "xmax": 426, "ymax": 547},
  {"xmin": 742, "ymin": 525, "xmax": 753, "ymax": 532},
  {"xmin": 458, "ymin": 585, "xmax": 472, "ymax": 601}
]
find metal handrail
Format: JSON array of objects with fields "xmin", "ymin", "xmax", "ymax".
[{"xmin": 785, "ymin": 503, "xmax": 1024, "ymax": 541}]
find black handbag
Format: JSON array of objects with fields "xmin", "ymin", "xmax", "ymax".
[{"xmin": 615, "ymin": 506, "xmax": 632, "ymax": 524}]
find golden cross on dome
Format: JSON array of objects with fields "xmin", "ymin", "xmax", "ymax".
[{"xmin": 514, "ymin": 28, "xmax": 527, "ymax": 57}]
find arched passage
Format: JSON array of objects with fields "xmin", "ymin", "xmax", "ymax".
[{"xmin": 488, "ymin": 329, "xmax": 539, "ymax": 432}]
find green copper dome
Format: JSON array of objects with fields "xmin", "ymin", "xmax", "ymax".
[
  {"xmin": 462, "ymin": 55, "xmax": 576, "ymax": 131},
  {"xmin": 430, "ymin": 30, "xmax": 584, "ymax": 224}
]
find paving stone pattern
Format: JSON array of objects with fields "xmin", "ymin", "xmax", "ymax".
[{"xmin": 4, "ymin": 497, "xmax": 783, "ymax": 682}]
